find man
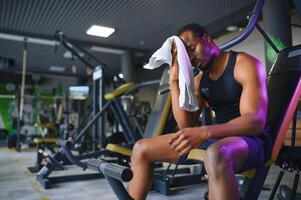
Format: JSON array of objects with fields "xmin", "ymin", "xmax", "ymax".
[{"xmin": 128, "ymin": 23, "xmax": 272, "ymax": 200}]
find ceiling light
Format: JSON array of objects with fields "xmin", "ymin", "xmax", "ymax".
[
  {"xmin": 86, "ymin": 25, "xmax": 115, "ymax": 38},
  {"xmin": 226, "ymin": 25, "xmax": 238, "ymax": 32},
  {"xmin": 49, "ymin": 66, "xmax": 66, "ymax": 72}
]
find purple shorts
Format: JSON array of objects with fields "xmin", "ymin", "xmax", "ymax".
[{"xmin": 178, "ymin": 132, "xmax": 272, "ymax": 172}]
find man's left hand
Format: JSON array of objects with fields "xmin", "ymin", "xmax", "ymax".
[{"xmin": 169, "ymin": 127, "xmax": 208, "ymax": 156}]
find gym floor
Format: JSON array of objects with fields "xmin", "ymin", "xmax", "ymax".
[{"xmin": 0, "ymin": 147, "xmax": 300, "ymax": 200}]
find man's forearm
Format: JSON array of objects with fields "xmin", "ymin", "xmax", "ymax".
[
  {"xmin": 169, "ymin": 81, "xmax": 196, "ymax": 129},
  {"xmin": 206, "ymin": 113, "xmax": 266, "ymax": 139}
]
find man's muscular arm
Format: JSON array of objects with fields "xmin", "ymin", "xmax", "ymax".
[{"xmin": 169, "ymin": 43, "xmax": 203, "ymax": 129}]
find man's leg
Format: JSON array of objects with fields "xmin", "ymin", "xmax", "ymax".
[
  {"xmin": 128, "ymin": 134, "xmax": 180, "ymax": 200},
  {"xmin": 204, "ymin": 137, "xmax": 249, "ymax": 200}
]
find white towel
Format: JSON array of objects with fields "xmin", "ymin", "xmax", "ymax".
[{"xmin": 147, "ymin": 36, "xmax": 199, "ymax": 112}]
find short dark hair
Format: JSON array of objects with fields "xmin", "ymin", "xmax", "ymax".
[{"xmin": 177, "ymin": 23, "xmax": 209, "ymax": 38}]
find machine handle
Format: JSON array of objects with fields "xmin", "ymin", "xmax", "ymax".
[{"xmin": 87, "ymin": 159, "xmax": 133, "ymax": 182}]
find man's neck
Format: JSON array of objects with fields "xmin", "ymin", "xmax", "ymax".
[{"xmin": 208, "ymin": 51, "xmax": 229, "ymax": 79}]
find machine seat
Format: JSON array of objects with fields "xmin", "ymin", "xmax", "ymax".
[{"xmin": 106, "ymin": 143, "xmax": 132, "ymax": 157}]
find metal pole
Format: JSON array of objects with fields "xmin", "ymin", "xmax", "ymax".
[
  {"xmin": 290, "ymin": 172, "xmax": 299, "ymax": 200},
  {"xmin": 291, "ymin": 110, "xmax": 297, "ymax": 146},
  {"xmin": 16, "ymin": 90, "xmax": 21, "ymax": 152},
  {"xmin": 255, "ymin": 24, "xmax": 280, "ymax": 54},
  {"xmin": 16, "ymin": 38, "xmax": 28, "ymax": 152},
  {"xmin": 98, "ymin": 72, "xmax": 105, "ymax": 148},
  {"xmin": 19, "ymin": 38, "xmax": 27, "ymax": 120},
  {"xmin": 105, "ymin": 176, "xmax": 134, "ymax": 200},
  {"xmin": 268, "ymin": 170, "xmax": 284, "ymax": 200},
  {"xmin": 73, "ymin": 101, "xmax": 111, "ymax": 145},
  {"xmin": 92, "ymin": 77, "xmax": 99, "ymax": 151},
  {"xmin": 63, "ymin": 93, "xmax": 69, "ymax": 140}
]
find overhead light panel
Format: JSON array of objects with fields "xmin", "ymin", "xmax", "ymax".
[{"xmin": 86, "ymin": 25, "xmax": 115, "ymax": 38}]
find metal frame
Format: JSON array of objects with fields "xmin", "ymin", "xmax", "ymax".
[
  {"xmin": 36, "ymin": 78, "xmax": 162, "ymax": 189},
  {"xmin": 28, "ymin": 141, "xmax": 56, "ymax": 173},
  {"xmin": 152, "ymin": 171, "xmax": 206, "ymax": 195},
  {"xmin": 92, "ymin": 67, "xmax": 104, "ymax": 150},
  {"xmin": 36, "ymin": 94, "xmax": 139, "ymax": 188},
  {"xmin": 62, "ymin": 144, "xmax": 134, "ymax": 200}
]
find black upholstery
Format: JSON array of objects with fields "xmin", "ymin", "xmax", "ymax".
[{"xmin": 266, "ymin": 44, "xmax": 301, "ymax": 145}]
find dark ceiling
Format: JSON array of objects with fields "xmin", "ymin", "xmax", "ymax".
[{"xmin": 0, "ymin": 0, "xmax": 256, "ymax": 78}]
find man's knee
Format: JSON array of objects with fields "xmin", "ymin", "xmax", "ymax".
[
  {"xmin": 131, "ymin": 139, "xmax": 151, "ymax": 162},
  {"xmin": 204, "ymin": 143, "xmax": 233, "ymax": 175}
]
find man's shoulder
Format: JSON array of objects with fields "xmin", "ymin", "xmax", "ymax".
[
  {"xmin": 236, "ymin": 52, "xmax": 261, "ymax": 65},
  {"xmin": 234, "ymin": 52, "xmax": 265, "ymax": 83},
  {"xmin": 235, "ymin": 52, "xmax": 263, "ymax": 72}
]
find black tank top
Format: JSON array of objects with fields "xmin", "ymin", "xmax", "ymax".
[
  {"xmin": 199, "ymin": 51, "xmax": 272, "ymax": 162},
  {"xmin": 200, "ymin": 51, "xmax": 242, "ymax": 124}
]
